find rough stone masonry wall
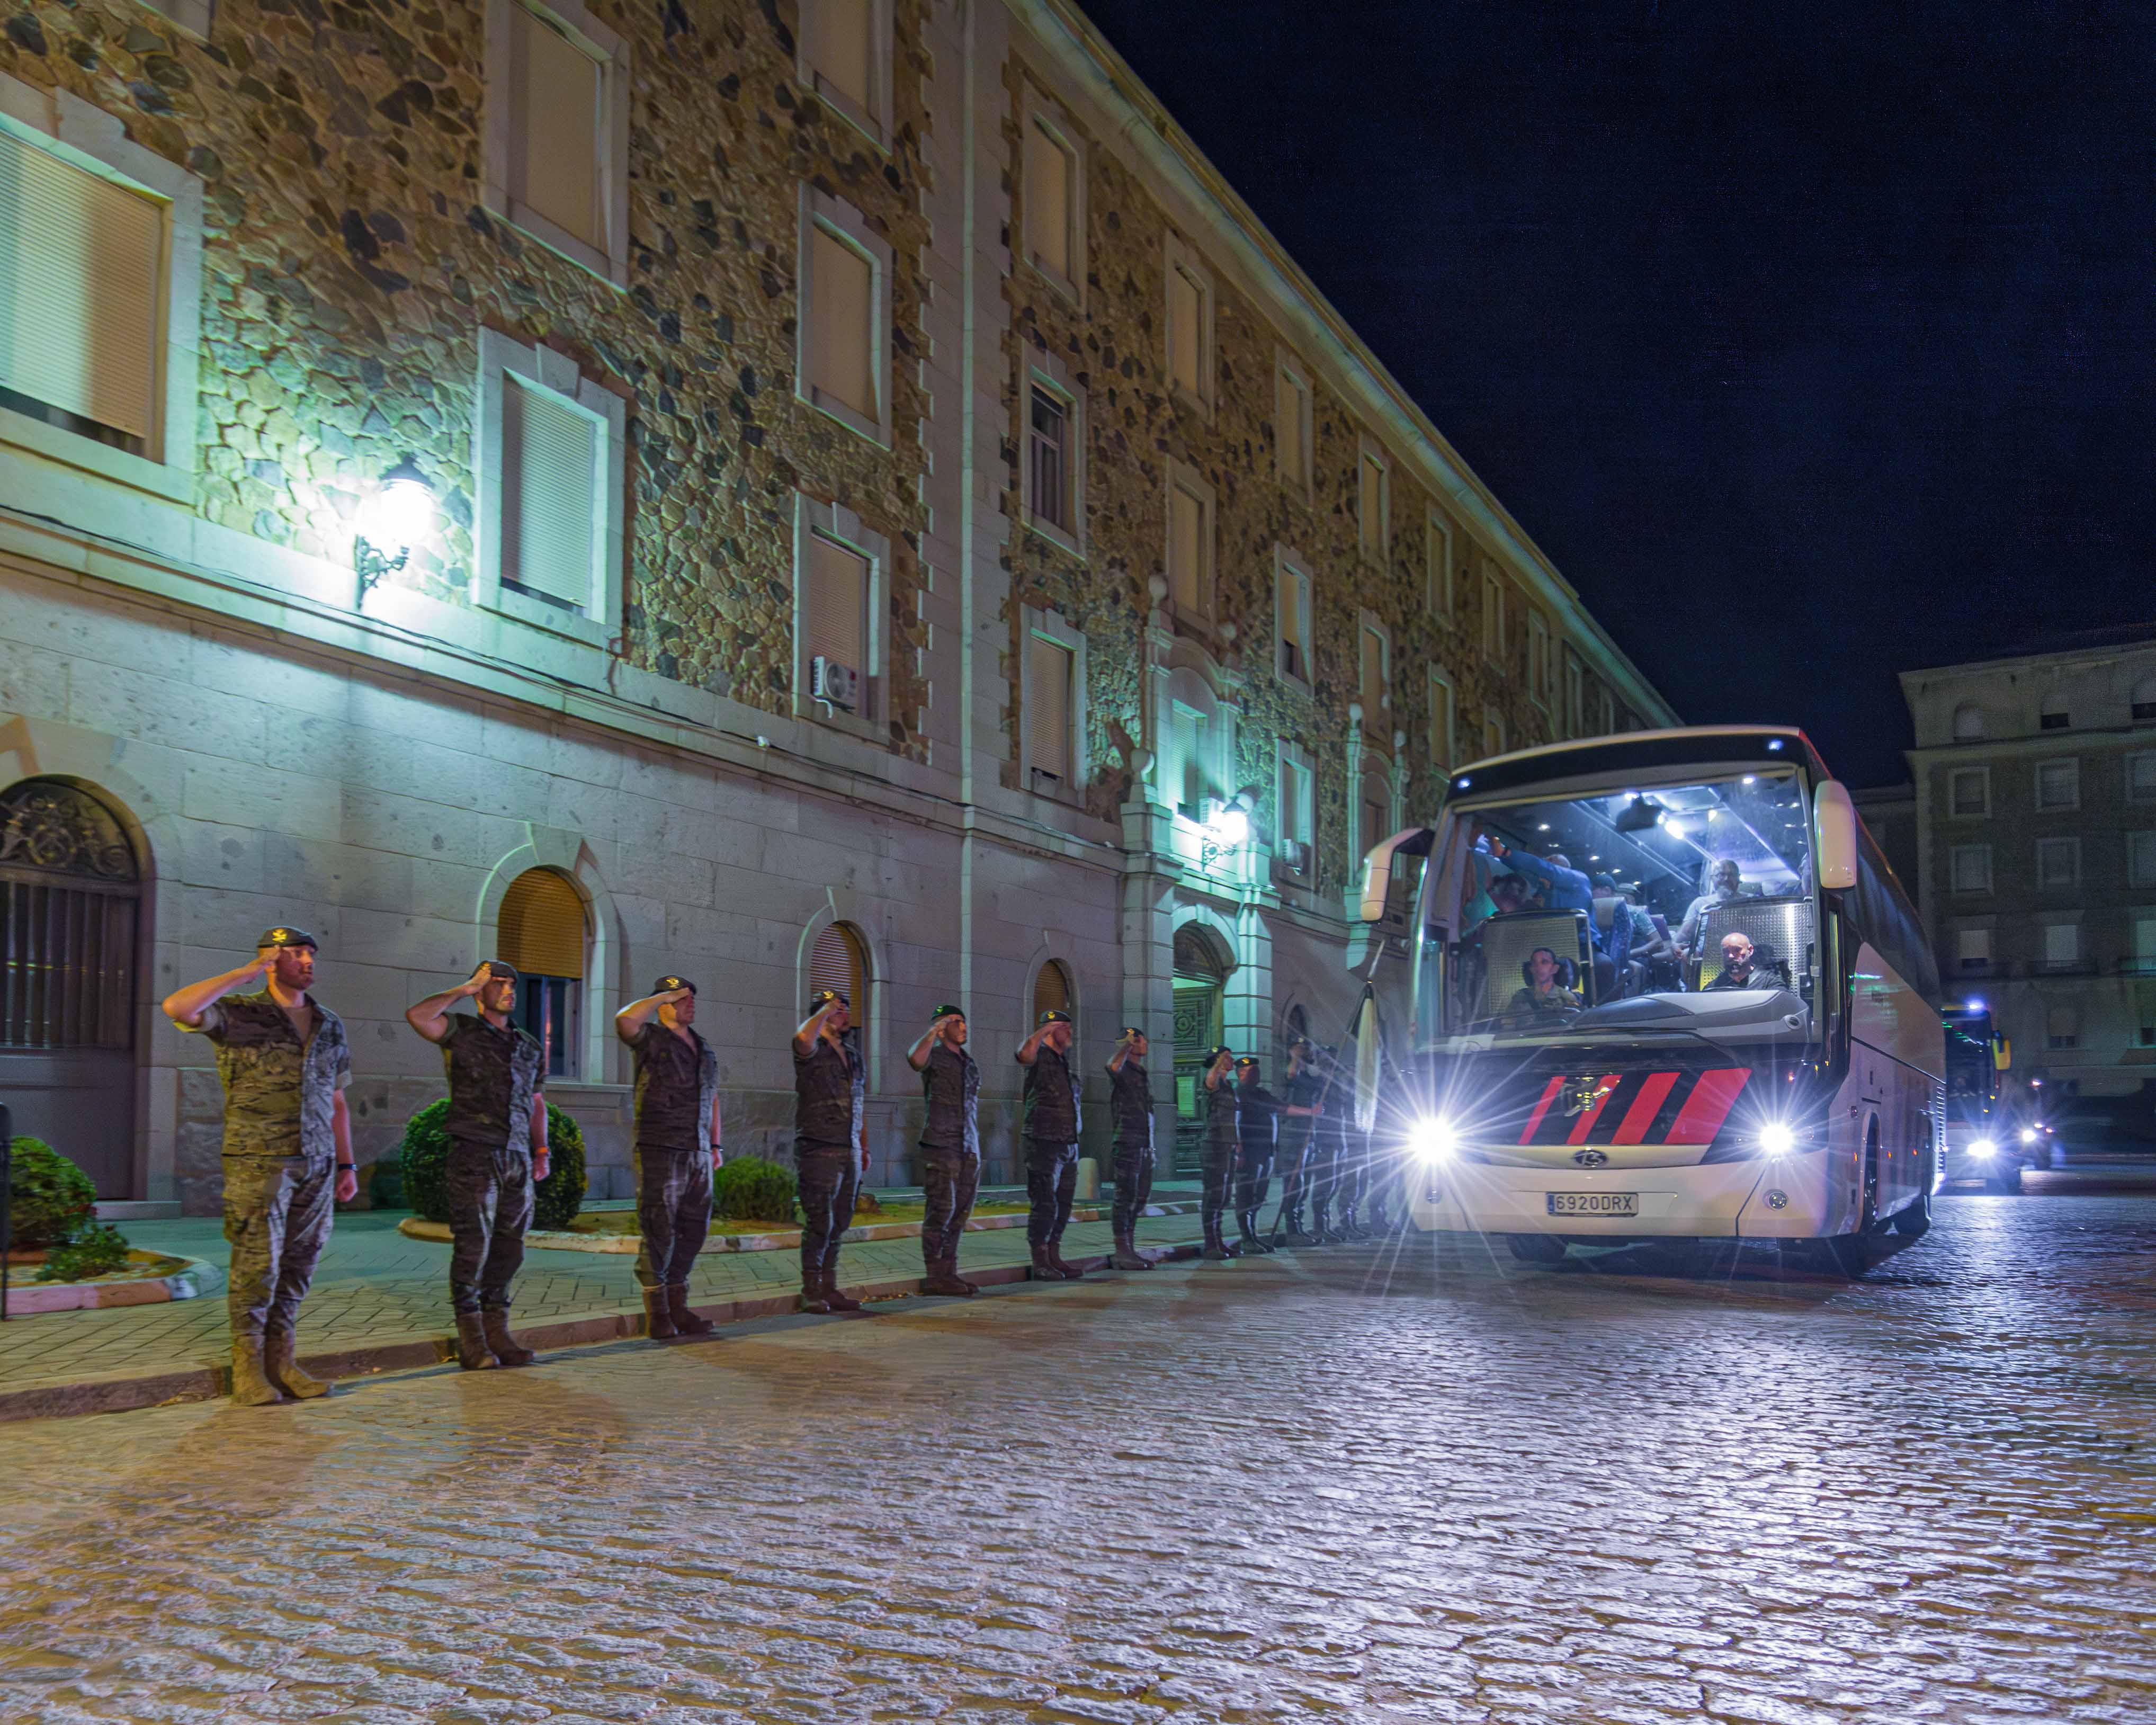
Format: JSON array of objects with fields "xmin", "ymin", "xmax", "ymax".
[
  {"xmin": 0, "ymin": 0, "xmax": 935, "ymax": 753},
  {"xmin": 996, "ymin": 52, "xmax": 1616, "ymax": 896}
]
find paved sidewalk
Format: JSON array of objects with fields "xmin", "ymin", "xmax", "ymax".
[{"xmin": 0, "ymin": 1196, "xmax": 1212, "ymax": 1423}]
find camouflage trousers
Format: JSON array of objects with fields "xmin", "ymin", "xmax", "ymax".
[
  {"xmin": 222, "ymin": 1155, "xmax": 334, "ymax": 1344},
  {"xmin": 1200, "ymin": 1140, "xmax": 1237, "ymax": 1240},
  {"xmin": 1235, "ymin": 1151, "xmax": 1275, "ymax": 1218},
  {"xmin": 918, "ymin": 1148, "xmax": 980, "ymax": 1268},
  {"xmin": 795, "ymin": 1141, "xmax": 861, "ymax": 1292},
  {"xmin": 633, "ymin": 1145, "xmax": 712, "ymax": 1290},
  {"xmin": 1024, "ymin": 1139, "xmax": 1079, "ymax": 1247},
  {"xmin": 1111, "ymin": 1142, "xmax": 1155, "ymax": 1237},
  {"xmin": 446, "ymin": 1137, "xmax": 533, "ymax": 1315},
  {"xmin": 1304, "ymin": 1135, "xmax": 1343, "ymax": 1222}
]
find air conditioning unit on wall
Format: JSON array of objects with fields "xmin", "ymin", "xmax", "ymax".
[{"xmin": 811, "ymin": 656, "xmax": 860, "ymax": 711}]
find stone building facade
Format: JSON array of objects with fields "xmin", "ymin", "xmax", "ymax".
[
  {"xmin": 0, "ymin": 0, "xmax": 1672, "ymax": 1210},
  {"xmin": 1895, "ymin": 628, "xmax": 2156, "ymax": 1137}
]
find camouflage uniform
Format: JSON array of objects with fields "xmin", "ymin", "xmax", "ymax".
[
  {"xmin": 185, "ymin": 989, "xmax": 351, "ymax": 1350},
  {"xmin": 1108, "ymin": 1059, "xmax": 1156, "ymax": 1241},
  {"xmin": 1020, "ymin": 1042, "xmax": 1082, "ymax": 1252},
  {"xmin": 1278, "ymin": 1064, "xmax": 1325, "ymax": 1240},
  {"xmin": 1233, "ymin": 1079, "xmax": 1280, "ymax": 1250},
  {"xmin": 793, "ymin": 1032, "xmax": 865, "ymax": 1297},
  {"xmin": 438, "ymin": 1012, "xmax": 545, "ymax": 1315},
  {"xmin": 1305, "ymin": 1053, "xmax": 1347, "ymax": 1240},
  {"xmin": 917, "ymin": 1041, "xmax": 981, "ymax": 1274},
  {"xmin": 1201, "ymin": 1074, "xmax": 1240, "ymax": 1256},
  {"xmin": 627, "ymin": 1020, "xmax": 719, "ymax": 1290}
]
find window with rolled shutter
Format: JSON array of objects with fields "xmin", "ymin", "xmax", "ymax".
[
  {"xmin": 1027, "ymin": 634, "xmax": 1072, "ymax": 784},
  {"xmin": 801, "ymin": 0, "xmax": 873, "ymax": 113},
  {"xmin": 806, "ymin": 531, "xmax": 867, "ymax": 681},
  {"xmin": 498, "ymin": 869, "xmax": 587, "ymax": 979},
  {"xmin": 810, "ymin": 225, "xmax": 875, "ymax": 421},
  {"xmin": 1169, "ymin": 483, "xmax": 1204, "ymax": 611},
  {"xmin": 1025, "ymin": 121, "xmax": 1073, "ymax": 281},
  {"xmin": 502, "ymin": 378, "xmax": 600, "ymax": 612},
  {"xmin": 511, "ymin": 4, "xmax": 603, "ymax": 251},
  {"xmin": 1168, "ymin": 266, "xmax": 1202, "ymax": 394},
  {"xmin": 810, "ymin": 922, "xmax": 866, "ymax": 1013},
  {"xmin": 1277, "ymin": 563, "xmax": 1307, "ymax": 681},
  {"xmin": 1359, "ymin": 453, "xmax": 1386, "ymax": 557},
  {"xmin": 0, "ymin": 126, "xmax": 163, "ymax": 452},
  {"xmin": 1032, "ymin": 959, "xmax": 1071, "ymax": 1022},
  {"xmin": 1360, "ymin": 628, "xmax": 1386, "ymax": 730}
]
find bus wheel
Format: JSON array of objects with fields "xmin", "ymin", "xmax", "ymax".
[
  {"xmin": 1505, "ymin": 1234, "xmax": 1567, "ymax": 1265},
  {"xmin": 1891, "ymin": 1186, "xmax": 1932, "ymax": 1237},
  {"xmin": 1826, "ymin": 1231, "xmax": 1872, "ymax": 1276}
]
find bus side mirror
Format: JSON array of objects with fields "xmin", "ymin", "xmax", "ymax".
[
  {"xmin": 1814, "ymin": 780, "xmax": 1858, "ymax": 891},
  {"xmin": 1358, "ymin": 825, "xmax": 1433, "ymax": 927}
]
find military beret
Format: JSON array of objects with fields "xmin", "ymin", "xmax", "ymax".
[
  {"xmin": 654, "ymin": 975, "xmax": 696, "ymax": 995},
  {"xmin": 809, "ymin": 987, "xmax": 850, "ymax": 1011},
  {"xmin": 482, "ymin": 959, "xmax": 520, "ymax": 984},
  {"xmin": 931, "ymin": 1003, "xmax": 965, "ymax": 1021},
  {"xmin": 1234, "ymin": 1056, "xmax": 1260, "ymax": 1071},
  {"xmin": 256, "ymin": 926, "xmax": 319, "ymax": 951},
  {"xmin": 1118, "ymin": 1025, "xmax": 1146, "ymax": 1040},
  {"xmin": 1037, "ymin": 1008, "xmax": 1073, "ymax": 1027}
]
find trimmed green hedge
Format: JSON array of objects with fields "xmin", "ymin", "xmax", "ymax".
[
  {"xmin": 38, "ymin": 1223, "xmax": 131, "ymax": 1282},
  {"xmin": 713, "ymin": 1155, "xmax": 798, "ymax": 1225},
  {"xmin": 6, "ymin": 1137, "xmax": 98, "ymax": 1250},
  {"xmin": 398, "ymin": 1098, "xmax": 587, "ymax": 1229}
]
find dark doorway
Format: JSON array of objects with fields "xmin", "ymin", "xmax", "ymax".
[{"xmin": 1171, "ymin": 923, "xmax": 1229, "ymax": 1174}]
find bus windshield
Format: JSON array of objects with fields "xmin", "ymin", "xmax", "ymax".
[{"xmin": 1438, "ymin": 767, "xmax": 1818, "ymax": 1042}]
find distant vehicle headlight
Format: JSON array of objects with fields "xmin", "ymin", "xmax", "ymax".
[
  {"xmin": 1969, "ymin": 1138, "xmax": 1997, "ymax": 1159},
  {"xmin": 1757, "ymin": 1123, "xmax": 1796, "ymax": 1158},
  {"xmin": 1408, "ymin": 1117, "xmax": 1459, "ymax": 1165},
  {"xmin": 2019, "ymin": 1128, "xmax": 2038, "ymax": 1145}
]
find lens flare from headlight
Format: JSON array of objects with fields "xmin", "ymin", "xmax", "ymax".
[
  {"xmin": 1757, "ymin": 1123, "xmax": 1796, "ymax": 1158},
  {"xmin": 1409, "ymin": 1117, "xmax": 1458, "ymax": 1165},
  {"xmin": 2019, "ymin": 1128, "xmax": 2038, "ymax": 1145},
  {"xmin": 1969, "ymin": 1137, "xmax": 1997, "ymax": 1159}
]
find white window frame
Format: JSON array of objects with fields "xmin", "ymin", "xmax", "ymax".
[
  {"xmin": 1274, "ymin": 740, "xmax": 1315, "ymax": 879},
  {"xmin": 1356, "ymin": 610, "xmax": 1392, "ymax": 739},
  {"xmin": 1952, "ymin": 702, "xmax": 1985, "ymax": 741},
  {"xmin": 0, "ymin": 75, "xmax": 202, "ymax": 502},
  {"xmin": 2036, "ymin": 836, "xmax": 2081, "ymax": 891},
  {"xmin": 792, "ymin": 490, "xmax": 889, "ymax": 744},
  {"xmin": 795, "ymin": 183, "xmax": 893, "ymax": 448},
  {"xmin": 1019, "ymin": 89, "xmax": 1084, "ymax": 303},
  {"xmin": 1274, "ymin": 350, "xmax": 1313, "ymax": 499},
  {"xmin": 1021, "ymin": 343, "xmax": 1084, "ymax": 556},
  {"xmin": 1166, "ymin": 666, "xmax": 1222, "ymax": 823},
  {"xmin": 2128, "ymin": 752, "xmax": 2156, "ymax": 805},
  {"xmin": 797, "ymin": 0, "xmax": 894, "ymax": 152},
  {"xmin": 1428, "ymin": 667, "xmax": 1456, "ymax": 776},
  {"xmin": 1019, "ymin": 605, "xmax": 1087, "ymax": 803},
  {"xmin": 481, "ymin": 0, "xmax": 631, "ymax": 288},
  {"xmin": 1425, "ymin": 510, "xmax": 1454, "ymax": 619},
  {"xmin": 1949, "ymin": 843, "xmax": 1993, "ymax": 896},
  {"xmin": 1272, "ymin": 544, "xmax": 1313, "ymax": 693},
  {"xmin": 2042, "ymin": 920, "xmax": 2081, "ymax": 967},
  {"xmin": 1482, "ymin": 570, "xmax": 1504, "ymax": 665},
  {"xmin": 1164, "ymin": 459, "xmax": 1216, "ymax": 626},
  {"xmin": 1163, "ymin": 234, "xmax": 1214, "ymax": 418},
  {"xmin": 1955, "ymin": 925, "xmax": 1992, "ymax": 971},
  {"xmin": 473, "ymin": 327, "xmax": 627, "ymax": 647},
  {"xmin": 1357, "ymin": 437, "xmax": 1390, "ymax": 564},
  {"xmin": 1947, "ymin": 765, "xmax": 1990, "ymax": 820},
  {"xmin": 2130, "ymin": 830, "xmax": 2156, "ymax": 890},
  {"xmin": 2034, "ymin": 756, "xmax": 2081, "ymax": 812}
]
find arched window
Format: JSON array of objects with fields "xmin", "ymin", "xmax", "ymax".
[
  {"xmin": 2039, "ymin": 692, "xmax": 2070, "ymax": 732},
  {"xmin": 810, "ymin": 920, "xmax": 868, "ymax": 1022},
  {"xmin": 1952, "ymin": 703, "xmax": 1984, "ymax": 741},
  {"xmin": 2132, "ymin": 675, "xmax": 2156, "ymax": 725},
  {"xmin": 498, "ymin": 867, "xmax": 587, "ymax": 1078},
  {"xmin": 1031, "ymin": 957, "xmax": 1072, "ymax": 1023}
]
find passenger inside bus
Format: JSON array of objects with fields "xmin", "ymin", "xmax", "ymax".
[
  {"xmin": 1507, "ymin": 948, "xmax": 1583, "ymax": 1021},
  {"xmin": 1702, "ymin": 930, "xmax": 1788, "ymax": 992},
  {"xmin": 1675, "ymin": 859, "xmax": 1761, "ymax": 959}
]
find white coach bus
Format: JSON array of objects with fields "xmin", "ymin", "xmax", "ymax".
[{"xmin": 1359, "ymin": 727, "xmax": 1944, "ymax": 1275}]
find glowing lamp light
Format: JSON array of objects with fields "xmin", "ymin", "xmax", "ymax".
[
  {"xmin": 354, "ymin": 455, "xmax": 436, "ymax": 605},
  {"xmin": 1969, "ymin": 1138, "xmax": 1997, "ymax": 1160},
  {"xmin": 1965, "ymin": 997, "xmax": 1985, "ymax": 1012},
  {"xmin": 1767, "ymin": 739, "xmax": 1786, "ymax": 752},
  {"xmin": 1213, "ymin": 804, "xmax": 1250, "ymax": 848},
  {"xmin": 1408, "ymin": 1117, "xmax": 1458, "ymax": 1165},
  {"xmin": 1757, "ymin": 1123, "xmax": 1796, "ymax": 1158}
]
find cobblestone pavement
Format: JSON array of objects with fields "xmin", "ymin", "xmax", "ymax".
[{"xmin": 3, "ymin": 1194, "xmax": 2153, "ymax": 1724}]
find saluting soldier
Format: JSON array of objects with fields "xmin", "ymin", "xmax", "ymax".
[
  {"xmin": 1274, "ymin": 1036, "xmax": 1325, "ymax": 1245},
  {"xmin": 163, "ymin": 928, "xmax": 356, "ymax": 1407},
  {"xmin": 1304, "ymin": 1044, "xmax": 1347, "ymax": 1243},
  {"xmin": 1015, "ymin": 1008, "xmax": 1085, "ymax": 1281},
  {"xmin": 907, "ymin": 1004, "xmax": 981, "ymax": 1297},
  {"xmin": 792, "ymin": 988, "xmax": 869, "ymax": 1313},
  {"xmin": 1104, "ymin": 1027, "xmax": 1156, "ymax": 1270},
  {"xmin": 406, "ymin": 962, "xmax": 549, "ymax": 1370},
  {"xmin": 614, "ymin": 976, "xmax": 722, "ymax": 1339},
  {"xmin": 1199, "ymin": 1045, "xmax": 1241, "ymax": 1260},
  {"xmin": 1231, "ymin": 1057, "xmax": 1278, "ymax": 1255}
]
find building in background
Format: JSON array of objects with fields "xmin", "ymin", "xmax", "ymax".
[
  {"xmin": 1896, "ymin": 627, "xmax": 2156, "ymax": 1143},
  {"xmin": 0, "ymin": 0, "xmax": 1672, "ymax": 1211}
]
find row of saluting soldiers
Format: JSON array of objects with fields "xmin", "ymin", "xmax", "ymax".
[{"xmin": 162, "ymin": 927, "xmax": 1403, "ymax": 1406}]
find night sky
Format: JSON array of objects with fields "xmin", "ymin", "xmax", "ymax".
[{"xmin": 1078, "ymin": 1, "xmax": 2156, "ymax": 787}]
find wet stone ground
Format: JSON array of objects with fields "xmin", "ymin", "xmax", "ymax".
[{"xmin": 3, "ymin": 1194, "xmax": 2153, "ymax": 1724}]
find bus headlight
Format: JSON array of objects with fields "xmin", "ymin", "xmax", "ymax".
[
  {"xmin": 1408, "ymin": 1117, "xmax": 1459, "ymax": 1165},
  {"xmin": 1969, "ymin": 1138, "xmax": 1997, "ymax": 1160},
  {"xmin": 2019, "ymin": 1129, "xmax": 2038, "ymax": 1146},
  {"xmin": 1757, "ymin": 1123, "xmax": 1796, "ymax": 1158}
]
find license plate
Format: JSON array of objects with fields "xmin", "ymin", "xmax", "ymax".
[{"xmin": 1546, "ymin": 1191, "xmax": 1639, "ymax": 1217}]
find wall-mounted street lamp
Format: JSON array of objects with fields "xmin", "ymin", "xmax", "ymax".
[
  {"xmin": 1200, "ymin": 783, "xmax": 1264, "ymax": 871},
  {"xmin": 354, "ymin": 455, "xmax": 436, "ymax": 607}
]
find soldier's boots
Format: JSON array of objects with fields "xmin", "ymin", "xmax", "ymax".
[
  {"xmin": 454, "ymin": 1312, "xmax": 500, "ymax": 1371},
  {"xmin": 1282, "ymin": 1205, "xmax": 1318, "ymax": 1246},
  {"xmin": 1047, "ymin": 1244, "xmax": 1086, "ymax": 1279},
  {"xmin": 1309, "ymin": 1201, "xmax": 1335, "ymax": 1243},
  {"xmin": 666, "ymin": 1285, "xmax": 714, "ymax": 1336},
  {"xmin": 481, "ymin": 1309, "xmax": 536, "ymax": 1367},
  {"xmin": 263, "ymin": 1328, "xmax": 331, "ymax": 1400},
  {"xmin": 1200, "ymin": 1212, "xmax": 1236, "ymax": 1261},
  {"xmin": 1236, "ymin": 1211, "xmax": 1273, "ymax": 1254},
  {"xmin": 229, "ymin": 1336, "xmax": 284, "ymax": 1406},
  {"xmin": 922, "ymin": 1257, "xmax": 978, "ymax": 1297},
  {"xmin": 822, "ymin": 1284, "xmax": 865, "ymax": 1313},
  {"xmin": 1338, "ymin": 1205, "xmax": 1367, "ymax": 1241},
  {"xmin": 799, "ymin": 1279, "xmax": 834, "ymax": 1315},
  {"xmin": 1110, "ymin": 1229, "xmax": 1152, "ymax": 1271},
  {"xmin": 643, "ymin": 1287, "xmax": 679, "ymax": 1339},
  {"xmin": 1030, "ymin": 1243, "xmax": 1069, "ymax": 1281}
]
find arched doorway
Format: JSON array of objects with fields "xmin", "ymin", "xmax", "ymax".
[
  {"xmin": 0, "ymin": 778, "xmax": 143, "ymax": 1196},
  {"xmin": 1171, "ymin": 922, "xmax": 1232, "ymax": 1172}
]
